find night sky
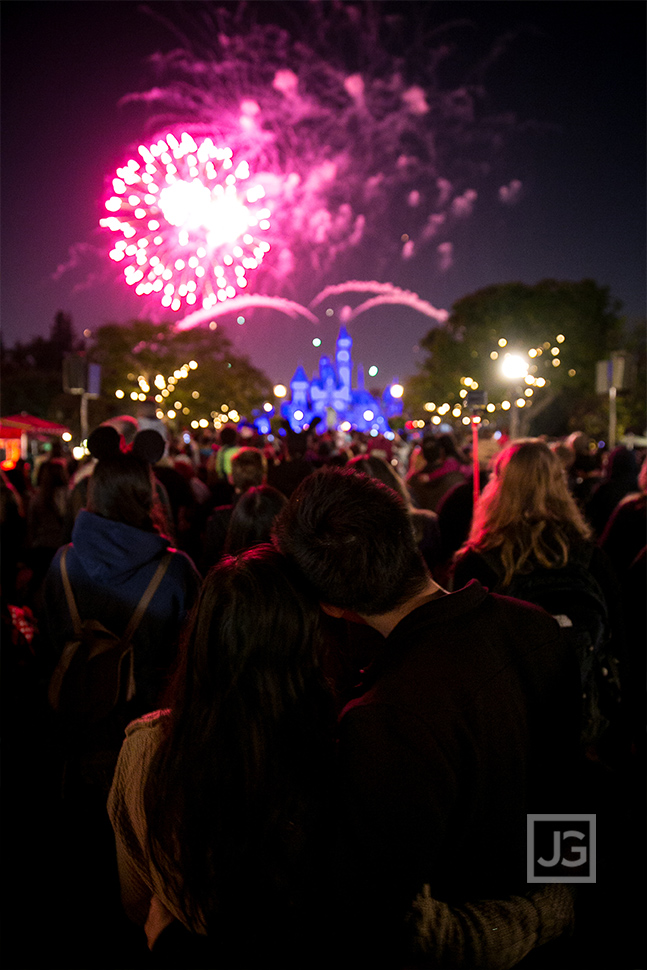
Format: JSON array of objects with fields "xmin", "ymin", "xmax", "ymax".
[{"xmin": 2, "ymin": 1, "xmax": 645, "ymax": 391}]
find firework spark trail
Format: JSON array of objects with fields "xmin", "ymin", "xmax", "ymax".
[
  {"xmin": 310, "ymin": 280, "xmax": 447, "ymax": 321},
  {"xmin": 176, "ymin": 294, "xmax": 319, "ymax": 331},
  {"xmin": 347, "ymin": 293, "xmax": 449, "ymax": 325}
]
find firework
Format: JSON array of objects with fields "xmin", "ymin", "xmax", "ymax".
[
  {"xmin": 115, "ymin": 3, "xmax": 522, "ymax": 301},
  {"xmin": 100, "ymin": 131, "xmax": 271, "ymax": 313}
]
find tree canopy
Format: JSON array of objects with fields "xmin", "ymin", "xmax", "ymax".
[
  {"xmin": 89, "ymin": 320, "xmax": 273, "ymax": 432},
  {"xmin": 407, "ymin": 279, "xmax": 632, "ymax": 437},
  {"xmin": 1, "ymin": 314, "xmax": 273, "ymax": 439}
]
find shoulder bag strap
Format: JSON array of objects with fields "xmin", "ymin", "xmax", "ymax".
[
  {"xmin": 60, "ymin": 544, "xmax": 83, "ymax": 638},
  {"xmin": 123, "ymin": 551, "xmax": 173, "ymax": 641}
]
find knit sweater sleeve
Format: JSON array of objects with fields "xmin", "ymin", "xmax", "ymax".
[
  {"xmin": 107, "ymin": 712, "xmax": 169, "ymax": 926},
  {"xmin": 408, "ymin": 882, "xmax": 575, "ymax": 968}
]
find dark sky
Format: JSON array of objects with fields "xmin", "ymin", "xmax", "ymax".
[{"xmin": 2, "ymin": 1, "xmax": 645, "ymax": 389}]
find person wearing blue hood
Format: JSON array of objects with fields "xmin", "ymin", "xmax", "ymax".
[{"xmin": 41, "ymin": 424, "xmax": 202, "ymax": 722}]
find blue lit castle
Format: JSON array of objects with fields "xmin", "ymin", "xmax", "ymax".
[{"xmin": 281, "ymin": 326, "xmax": 403, "ymax": 433}]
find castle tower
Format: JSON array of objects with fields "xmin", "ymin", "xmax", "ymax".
[
  {"xmin": 336, "ymin": 325, "xmax": 352, "ymax": 403},
  {"xmin": 290, "ymin": 365, "xmax": 310, "ymax": 409}
]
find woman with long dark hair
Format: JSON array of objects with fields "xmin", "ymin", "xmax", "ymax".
[{"xmin": 108, "ymin": 544, "xmax": 337, "ymax": 966}]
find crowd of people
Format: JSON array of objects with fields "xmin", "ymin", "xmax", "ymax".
[{"xmin": 1, "ymin": 415, "xmax": 645, "ymax": 969}]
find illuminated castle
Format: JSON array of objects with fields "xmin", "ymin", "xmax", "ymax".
[{"xmin": 280, "ymin": 326, "xmax": 403, "ymax": 433}]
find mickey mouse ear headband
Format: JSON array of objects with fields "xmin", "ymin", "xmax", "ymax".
[
  {"xmin": 132, "ymin": 428, "xmax": 165, "ymax": 464},
  {"xmin": 87, "ymin": 425, "xmax": 122, "ymax": 460},
  {"xmin": 87, "ymin": 424, "xmax": 165, "ymax": 465}
]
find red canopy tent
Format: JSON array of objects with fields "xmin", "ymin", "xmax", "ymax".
[
  {"xmin": 0, "ymin": 414, "xmax": 72, "ymax": 468},
  {"xmin": 1, "ymin": 414, "xmax": 72, "ymax": 436}
]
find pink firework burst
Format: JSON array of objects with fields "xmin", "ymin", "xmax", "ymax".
[{"xmin": 100, "ymin": 131, "xmax": 271, "ymax": 313}]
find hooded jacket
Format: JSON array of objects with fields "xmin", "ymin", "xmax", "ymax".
[{"xmin": 41, "ymin": 509, "xmax": 201, "ymax": 713}]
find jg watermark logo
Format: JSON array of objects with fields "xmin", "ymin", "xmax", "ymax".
[{"xmin": 527, "ymin": 814, "xmax": 596, "ymax": 883}]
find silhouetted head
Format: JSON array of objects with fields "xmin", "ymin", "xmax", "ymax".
[
  {"xmin": 224, "ymin": 485, "xmax": 287, "ymax": 555},
  {"xmin": 273, "ymin": 466, "xmax": 427, "ymax": 616}
]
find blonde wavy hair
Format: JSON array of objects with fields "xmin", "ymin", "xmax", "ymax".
[{"xmin": 462, "ymin": 438, "xmax": 592, "ymax": 585}]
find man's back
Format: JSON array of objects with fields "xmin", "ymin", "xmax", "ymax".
[{"xmin": 337, "ymin": 581, "xmax": 581, "ymax": 933}]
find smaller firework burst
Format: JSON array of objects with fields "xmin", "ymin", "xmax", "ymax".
[{"xmin": 100, "ymin": 132, "xmax": 271, "ymax": 313}]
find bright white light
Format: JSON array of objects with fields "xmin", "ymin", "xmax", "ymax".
[
  {"xmin": 501, "ymin": 354, "xmax": 528, "ymax": 381},
  {"xmin": 390, "ymin": 383, "xmax": 404, "ymax": 398},
  {"xmin": 363, "ymin": 409, "xmax": 375, "ymax": 421}
]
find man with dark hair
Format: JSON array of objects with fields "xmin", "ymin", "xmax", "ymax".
[{"xmin": 273, "ymin": 466, "xmax": 583, "ymax": 962}]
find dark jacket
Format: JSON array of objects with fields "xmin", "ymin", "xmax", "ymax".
[{"xmin": 336, "ymin": 581, "xmax": 582, "ymax": 959}]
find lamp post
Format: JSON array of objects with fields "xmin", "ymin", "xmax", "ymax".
[{"xmin": 500, "ymin": 353, "xmax": 529, "ymax": 440}]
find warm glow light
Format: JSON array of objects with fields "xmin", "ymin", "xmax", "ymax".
[
  {"xmin": 62, "ymin": 432, "xmax": 72, "ymax": 442},
  {"xmin": 273, "ymin": 384, "xmax": 287, "ymax": 398},
  {"xmin": 115, "ymin": 389, "xmax": 125, "ymax": 399},
  {"xmin": 390, "ymin": 383, "xmax": 404, "ymax": 398},
  {"xmin": 501, "ymin": 354, "xmax": 528, "ymax": 381}
]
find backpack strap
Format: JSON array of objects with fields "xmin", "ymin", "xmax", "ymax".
[
  {"xmin": 60, "ymin": 544, "xmax": 83, "ymax": 638},
  {"xmin": 123, "ymin": 551, "xmax": 173, "ymax": 641}
]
